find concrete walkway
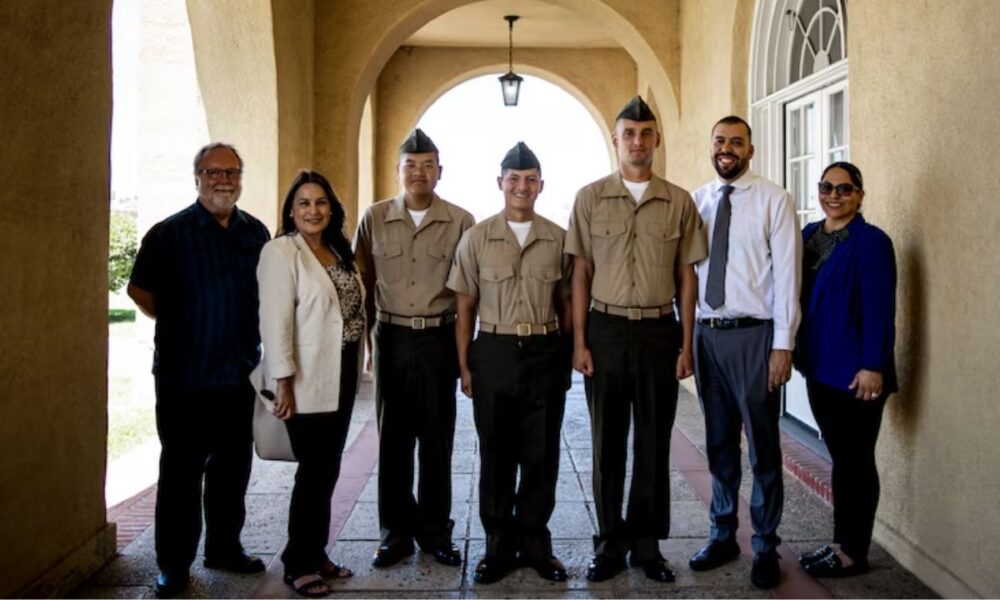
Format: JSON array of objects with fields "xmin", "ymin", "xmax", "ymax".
[{"xmin": 74, "ymin": 374, "xmax": 936, "ymax": 599}]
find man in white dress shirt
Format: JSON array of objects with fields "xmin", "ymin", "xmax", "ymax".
[{"xmin": 687, "ymin": 115, "xmax": 802, "ymax": 590}]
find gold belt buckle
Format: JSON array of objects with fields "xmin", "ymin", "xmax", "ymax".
[
  {"xmin": 627, "ymin": 307, "xmax": 643, "ymax": 320},
  {"xmin": 411, "ymin": 316, "xmax": 426, "ymax": 330},
  {"xmin": 516, "ymin": 323, "xmax": 532, "ymax": 337}
]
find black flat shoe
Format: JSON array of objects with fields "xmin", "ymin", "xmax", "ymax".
[
  {"xmin": 473, "ymin": 555, "xmax": 512, "ymax": 584},
  {"xmin": 528, "ymin": 555, "xmax": 568, "ymax": 582},
  {"xmin": 154, "ymin": 571, "xmax": 189, "ymax": 599},
  {"xmin": 750, "ymin": 550, "xmax": 781, "ymax": 589},
  {"xmin": 425, "ymin": 543, "xmax": 462, "ymax": 566},
  {"xmin": 631, "ymin": 559, "xmax": 676, "ymax": 582},
  {"xmin": 803, "ymin": 552, "xmax": 869, "ymax": 578},
  {"xmin": 585, "ymin": 556, "xmax": 626, "ymax": 582},
  {"xmin": 689, "ymin": 539, "xmax": 741, "ymax": 571},
  {"xmin": 371, "ymin": 542, "xmax": 415, "ymax": 568},
  {"xmin": 798, "ymin": 544, "xmax": 834, "ymax": 568},
  {"xmin": 203, "ymin": 551, "xmax": 265, "ymax": 573}
]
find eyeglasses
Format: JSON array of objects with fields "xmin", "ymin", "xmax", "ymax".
[
  {"xmin": 818, "ymin": 181, "xmax": 860, "ymax": 196},
  {"xmin": 197, "ymin": 168, "xmax": 243, "ymax": 180}
]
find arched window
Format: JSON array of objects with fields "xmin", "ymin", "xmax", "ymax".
[{"xmin": 750, "ymin": 0, "xmax": 849, "ymax": 433}]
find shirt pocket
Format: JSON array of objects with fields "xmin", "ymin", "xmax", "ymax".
[
  {"xmin": 638, "ymin": 220, "xmax": 681, "ymax": 266},
  {"xmin": 527, "ymin": 266, "xmax": 561, "ymax": 309},
  {"xmin": 372, "ymin": 241, "xmax": 404, "ymax": 283},
  {"xmin": 591, "ymin": 220, "xmax": 627, "ymax": 264}
]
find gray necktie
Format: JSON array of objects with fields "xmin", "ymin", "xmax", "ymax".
[{"xmin": 705, "ymin": 184, "xmax": 734, "ymax": 309}]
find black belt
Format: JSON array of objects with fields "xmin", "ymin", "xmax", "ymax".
[
  {"xmin": 376, "ymin": 311, "xmax": 457, "ymax": 330},
  {"xmin": 698, "ymin": 317, "xmax": 771, "ymax": 330}
]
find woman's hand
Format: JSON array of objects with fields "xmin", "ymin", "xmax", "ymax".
[
  {"xmin": 273, "ymin": 378, "xmax": 296, "ymax": 420},
  {"xmin": 849, "ymin": 369, "xmax": 883, "ymax": 401}
]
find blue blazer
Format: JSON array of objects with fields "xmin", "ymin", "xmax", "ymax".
[{"xmin": 796, "ymin": 215, "xmax": 898, "ymax": 395}]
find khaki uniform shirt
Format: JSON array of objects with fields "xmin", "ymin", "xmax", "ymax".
[
  {"xmin": 354, "ymin": 193, "xmax": 475, "ymax": 316},
  {"xmin": 565, "ymin": 172, "xmax": 707, "ymax": 307},
  {"xmin": 447, "ymin": 213, "xmax": 570, "ymax": 326}
]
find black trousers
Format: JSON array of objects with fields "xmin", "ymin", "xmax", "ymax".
[
  {"xmin": 807, "ymin": 379, "xmax": 885, "ymax": 561},
  {"xmin": 374, "ymin": 321, "xmax": 458, "ymax": 549},
  {"xmin": 281, "ymin": 341, "xmax": 360, "ymax": 576},
  {"xmin": 693, "ymin": 322, "xmax": 783, "ymax": 553},
  {"xmin": 154, "ymin": 381, "xmax": 254, "ymax": 574},
  {"xmin": 470, "ymin": 332, "xmax": 566, "ymax": 561},
  {"xmin": 585, "ymin": 310, "xmax": 680, "ymax": 562}
]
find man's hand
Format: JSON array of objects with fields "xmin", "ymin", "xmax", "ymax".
[
  {"xmin": 849, "ymin": 369, "xmax": 883, "ymax": 401},
  {"xmin": 676, "ymin": 348, "xmax": 694, "ymax": 380},
  {"xmin": 274, "ymin": 378, "xmax": 296, "ymax": 420},
  {"xmin": 573, "ymin": 346, "xmax": 595, "ymax": 377},
  {"xmin": 768, "ymin": 350, "xmax": 793, "ymax": 392},
  {"xmin": 460, "ymin": 368, "xmax": 473, "ymax": 399}
]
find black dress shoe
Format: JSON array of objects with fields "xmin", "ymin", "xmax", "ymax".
[
  {"xmin": 585, "ymin": 556, "xmax": 626, "ymax": 582},
  {"xmin": 750, "ymin": 550, "xmax": 781, "ymax": 589},
  {"xmin": 527, "ymin": 555, "xmax": 568, "ymax": 582},
  {"xmin": 473, "ymin": 555, "xmax": 512, "ymax": 584},
  {"xmin": 371, "ymin": 542, "xmax": 415, "ymax": 568},
  {"xmin": 798, "ymin": 544, "xmax": 834, "ymax": 568},
  {"xmin": 154, "ymin": 571, "xmax": 189, "ymax": 599},
  {"xmin": 689, "ymin": 539, "xmax": 741, "ymax": 571},
  {"xmin": 803, "ymin": 552, "xmax": 869, "ymax": 578},
  {"xmin": 630, "ymin": 558, "xmax": 676, "ymax": 582},
  {"xmin": 203, "ymin": 551, "xmax": 265, "ymax": 573},
  {"xmin": 425, "ymin": 543, "xmax": 462, "ymax": 566}
]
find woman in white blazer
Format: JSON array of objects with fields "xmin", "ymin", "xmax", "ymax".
[{"xmin": 257, "ymin": 171, "xmax": 365, "ymax": 598}]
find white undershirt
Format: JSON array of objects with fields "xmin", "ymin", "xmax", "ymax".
[
  {"xmin": 507, "ymin": 220, "xmax": 532, "ymax": 248},
  {"xmin": 622, "ymin": 179, "xmax": 650, "ymax": 203},
  {"xmin": 408, "ymin": 208, "xmax": 428, "ymax": 228}
]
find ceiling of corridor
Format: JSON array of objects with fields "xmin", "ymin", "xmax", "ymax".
[{"xmin": 406, "ymin": 0, "xmax": 619, "ymax": 48}]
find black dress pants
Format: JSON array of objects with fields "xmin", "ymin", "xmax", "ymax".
[
  {"xmin": 469, "ymin": 332, "xmax": 566, "ymax": 562},
  {"xmin": 585, "ymin": 310, "xmax": 680, "ymax": 562},
  {"xmin": 154, "ymin": 381, "xmax": 254, "ymax": 574},
  {"xmin": 807, "ymin": 379, "xmax": 885, "ymax": 561},
  {"xmin": 374, "ymin": 321, "xmax": 458, "ymax": 549},
  {"xmin": 281, "ymin": 342, "xmax": 359, "ymax": 576}
]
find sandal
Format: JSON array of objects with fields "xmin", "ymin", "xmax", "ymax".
[
  {"xmin": 283, "ymin": 573, "xmax": 331, "ymax": 598},
  {"xmin": 320, "ymin": 560, "xmax": 354, "ymax": 579}
]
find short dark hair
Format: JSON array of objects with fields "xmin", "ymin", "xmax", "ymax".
[
  {"xmin": 278, "ymin": 170, "xmax": 355, "ymax": 272},
  {"xmin": 822, "ymin": 161, "xmax": 864, "ymax": 189},
  {"xmin": 712, "ymin": 115, "xmax": 752, "ymax": 142},
  {"xmin": 193, "ymin": 142, "xmax": 244, "ymax": 173}
]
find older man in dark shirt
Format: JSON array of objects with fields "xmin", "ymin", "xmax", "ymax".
[{"xmin": 128, "ymin": 143, "xmax": 270, "ymax": 599}]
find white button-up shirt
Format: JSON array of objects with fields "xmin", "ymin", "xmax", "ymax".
[{"xmin": 693, "ymin": 170, "xmax": 802, "ymax": 350}]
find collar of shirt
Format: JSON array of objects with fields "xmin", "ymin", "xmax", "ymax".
[
  {"xmin": 385, "ymin": 193, "xmax": 452, "ymax": 229},
  {"xmin": 598, "ymin": 172, "xmax": 675, "ymax": 206},
  {"xmin": 711, "ymin": 170, "xmax": 756, "ymax": 195},
  {"xmin": 486, "ymin": 212, "xmax": 554, "ymax": 249},
  {"xmin": 192, "ymin": 200, "xmax": 247, "ymax": 229}
]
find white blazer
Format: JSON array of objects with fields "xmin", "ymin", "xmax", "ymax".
[{"xmin": 256, "ymin": 233, "xmax": 366, "ymax": 414}]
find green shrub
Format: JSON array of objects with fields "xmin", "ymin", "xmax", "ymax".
[
  {"xmin": 109, "ymin": 212, "xmax": 137, "ymax": 292},
  {"xmin": 109, "ymin": 308, "xmax": 136, "ymax": 323}
]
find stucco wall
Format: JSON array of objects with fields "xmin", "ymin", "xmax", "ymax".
[
  {"xmin": 372, "ymin": 46, "xmax": 635, "ymax": 201},
  {"xmin": 851, "ymin": 2, "xmax": 1000, "ymax": 597},
  {"xmin": 0, "ymin": 2, "xmax": 117, "ymax": 596}
]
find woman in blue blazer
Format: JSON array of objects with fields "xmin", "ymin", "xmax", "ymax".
[{"xmin": 794, "ymin": 162, "xmax": 897, "ymax": 578}]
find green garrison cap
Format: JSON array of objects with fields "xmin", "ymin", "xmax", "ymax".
[
  {"xmin": 501, "ymin": 141, "xmax": 541, "ymax": 170},
  {"xmin": 399, "ymin": 128, "xmax": 438, "ymax": 154},
  {"xmin": 616, "ymin": 95, "xmax": 657, "ymax": 122}
]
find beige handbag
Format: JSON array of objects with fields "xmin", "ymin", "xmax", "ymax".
[{"xmin": 249, "ymin": 361, "xmax": 296, "ymax": 461}]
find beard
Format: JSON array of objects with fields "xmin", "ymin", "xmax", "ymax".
[{"xmin": 713, "ymin": 153, "xmax": 746, "ymax": 180}]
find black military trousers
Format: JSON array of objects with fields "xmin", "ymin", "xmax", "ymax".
[
  {"xmin": 585, "ymin": 310, "xmax": 681, "ymax": 562},
  {"xmin": 374, "ymin": 321, "xmax": 458, "ymax": 550},
  {"xmin": 470, "ymin": 331, "xmax": 566, "ymax": 562},
  {"xmin": 154, "ymin": 381, "xmax": 254, "ymax": 574},
  {"xmin": 281, "ymin": 341, "xmax": 359, "ymax": 576}
]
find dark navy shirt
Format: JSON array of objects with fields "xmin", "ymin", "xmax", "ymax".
[{"xmin": 130, "ymin": 201, "xmax": 270, "ymax": 386}]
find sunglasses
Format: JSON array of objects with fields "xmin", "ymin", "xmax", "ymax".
[{"xmin": 818, "ymin": 181, "xmax": 860, "ymax": 196}]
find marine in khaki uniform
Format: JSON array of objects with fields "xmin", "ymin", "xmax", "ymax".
[
  {"xmin": 353, "ymin": 129, "xmax": 475, "ymax": 568},
  {"xmin": 447, "ymin": 143, "xmax": 572, "ymax": 584},
  {"xmin": 565, "ymin": 97, "xmax": 708, "ymax": 583}
]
